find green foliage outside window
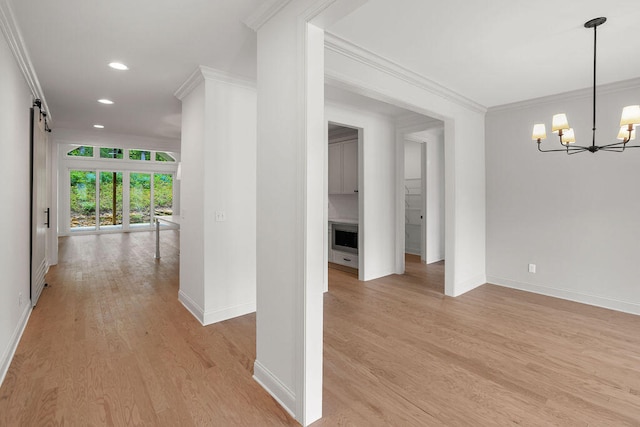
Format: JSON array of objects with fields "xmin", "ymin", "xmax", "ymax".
[
  {"xmin": 67, "ymin": 146, "xmax": 94, "ymax": 157},
  {"xmin": 129, "ymin": 150, "xmax": 151, "ymax": 161},
  {"xmin": 100, "ymin": 147, "xmax": 123, "ymax": 159},
  {"xmin": 155, "ymin": 152, "xmax": 175, "ymax": 162}
]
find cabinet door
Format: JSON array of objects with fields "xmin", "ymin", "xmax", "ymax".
[
  {"xmin": 328, "ymin": 143, "xmax": 342, "ymax": 194},
  {"xmin": 342, "ymin": 140, "xmax": 358, "ymax": 194}
]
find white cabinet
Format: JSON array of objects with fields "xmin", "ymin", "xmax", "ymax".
[
  {"xmin": 331, "ymin": 250, "xmax": 358, "ymax": 269},
  {"xmin": 328, "ymin": 140, "xmax": 358, "ymax": 195}
]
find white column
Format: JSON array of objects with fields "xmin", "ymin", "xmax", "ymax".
[
  {"xmin": 175, "ymin": 67, "xmax": 257, "ymax": 325},
  {"xmin": 250, "ymin": 1, "xmax": 366, "ymax": 424}
]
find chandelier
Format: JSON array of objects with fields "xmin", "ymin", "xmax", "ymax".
[{"xmin": 531, "ymin": 17, "xmax": 640, "ymax": 154}]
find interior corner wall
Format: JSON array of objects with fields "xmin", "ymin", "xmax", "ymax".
[
  {"xmin": 202, "ymin": 78, "xmax": 257, "ymax": 324},
  {"xmin": 0, "ymin": 32, "xmax": 33, "ymax": 385},
  {"xmin": 486, "ymin": 84, "xmax": 640, "ymax": 315},
  {"xmin": 326, "ymin": 103, "xmax": 398, "ymax": 281},
  {"xmin": 178, "ymin": 74, "xmax": 257, "ymax": 325}
]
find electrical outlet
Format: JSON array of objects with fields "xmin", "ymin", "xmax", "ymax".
[
  {"xmin": 215, "ymin": 211, "xmax": 226, "ymax": 222},
  {"xmin": 528, "ymin": 264, "xmax": 536, "ymax": 274}
]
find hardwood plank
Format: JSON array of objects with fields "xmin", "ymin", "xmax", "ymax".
[{"xmin": 1, "ymin": 233, "xmax": 639, "ymax": 426}]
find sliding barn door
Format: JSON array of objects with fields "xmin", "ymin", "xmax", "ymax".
[{"xmin": 31, "ymin": 106, "xmax": 48, "ymax": 307}]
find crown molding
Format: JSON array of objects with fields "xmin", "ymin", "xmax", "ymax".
[
  {"xmin": 0, "ymin": 0, "xmax": 51, "ymax": 120},
  {"xmin": 174, "ymin": 67, "xmax": 204, "ymax": 100},
  {"xmin": 324, "ymin": 32, "xmax": 487, "ymax": 114},
  {"xmin": 243, "ymin": 0, "xmax": 293, "ymax": 31},
  {"xmin": 174, "ymin": 66, "xmax": 256, "ymax": 100},
  {"xmin": 488, "ymin": 77, "xmax": 640, "ymax": 114},
  {"xmin": 52, "ymin": 128, "xmax": 180, "ymax": 152},
  {"xmin": 395, "ymin": 112, "xmax": 442, "ymax": 132}
]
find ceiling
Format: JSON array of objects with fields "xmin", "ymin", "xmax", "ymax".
[
  {"xmin": 7, "ymin": 0, "xmax": 640, "ymax": 144},
  {"xmin": 329, "ymin": 0, "xmax": 640, "ymax": 107}
]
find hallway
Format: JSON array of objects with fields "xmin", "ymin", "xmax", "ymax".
[{"xmin": 1, "ymin": 232, "xmax": 640, "ymax": 425}]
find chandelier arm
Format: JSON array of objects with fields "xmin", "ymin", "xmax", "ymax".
[
  {"xmin": 597, "ymin": 141, "xmax": 627, "ymax": 149},
  {"xmin": 538, "ymin": 144, "xmax": 586, "ymax": 153}
]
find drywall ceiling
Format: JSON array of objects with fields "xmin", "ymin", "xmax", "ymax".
[
  {"xmin": 328, "ymin": 0, "xmax": 640, "ymax": 107},
  {"xmin": 7, "ymin": 0, "xmax": 640, "ymax": 144},
  {"xmin": 8, "ymin": 0, "xmax": 262, "ymax": 141}
]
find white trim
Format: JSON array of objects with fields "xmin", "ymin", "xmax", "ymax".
[
  {"xmin": 0, "ymin": 303, "xmax": 31, "ymax": 388},
  {"xmin": 178, "ymin": 290, "xmax": 205, "ymax": 325},
  {"xmin": 174, "ymin": 68, "xmax": 205, "ymax": 101},
  {"xmin": 451, "ymin": 274, "xmax": 486, "ymax": 297},
  {"xmin": 202, "ymin": 301, "xmax": 256, "ymax": 326},
  {"xmin": 0, "ymin": 0, "xmax": 51, "ymax": 120},
  {"xmin": 201, "ymin": 66, "xmax": 256, "ymax": 89},
  {"xmin": 253, "ymin": 360, "xmax": 296, "ymax": 418},
  {"xmin": 175, "ymin": 66, "xmax": 256, "ymax": 101},
  {"xmin": 487, "ymin": 276, "xmax": 640, "ymax": 316},
  {"xmin": 243, "ymin": 0, "xmax": 294, "ymax": 32},
  {"xmin": 488, "ymin": 77, "xmax": 640, "ymax": 113},
  {"xmin": 395, "ymin": 113, "xmax": 442, "ymax": 132},
  {"xmin": 324, "ymin": 32, "xmax": 487, "ymax": 114},
  {"xmin": 53, "ymin": 128, "xmax": 179, "ymax": 152}
]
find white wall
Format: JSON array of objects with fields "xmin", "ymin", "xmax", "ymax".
[
  {"xmin": 176, "ymin": 67, "xmax": 257, "ymax": 325},
  {"xmin": 326, "ymin": 102, "xmax": 398, "ymax": 281},
  {"xmin": 202, "ymin": 74, "xmax": 257, "ymax": 324},
  {"xmin": 328, "ymin": 194, "xmax": 358, "ymax": 220},
  {"xmin": 404, "ymin": 140, "xmax": 421, "ymax": 179},
  {"xmin": 425, "ymin": 132, "xmax": 445, "ymax": 264},
  {"xmin": 486, "ymin": 81, "xmax": 640, "ymax": 315},
  {"xmin": 177, "ymin": 81, "xmax": 206, "ymax": 317},
  {"xmin": 0, "ymin": 32, "xmax": 33, "ymax": 385}
]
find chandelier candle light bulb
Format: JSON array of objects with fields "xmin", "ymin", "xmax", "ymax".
[{"xmin": 531, "ymin": 18, "xmax": 640, "ymax": 154}]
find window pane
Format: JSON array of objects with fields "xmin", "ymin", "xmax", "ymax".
[
  {"xmin": 67, "ymin": 146, "xmax": 94, "ymax": 157},
  {"xmin": 130, "ymin": 173, "xmax": 151, "ymax": 226},
  {"xmin": 70, "ymin": 170, "xmax": 96, "ymax": 230},
  {"xmin": 100, "ymin": 148, "xmax": 123, "ymax": 159},
  {"xmin": 154, "ymin": 173, "xmax": 173, "ymax": 216},
  {"xmin": 99, "ymin": 172, "xmax": 123, "ymax": 228},
  {"xmin": 129, "ymin": 150, "xmax": 151, "ymax": 161},
  {"xmin": 155, "ymin": 152, "xmax": 175, "ymax": 162}
]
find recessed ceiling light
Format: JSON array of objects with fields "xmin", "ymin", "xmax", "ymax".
[
  {"xmin": 93, "ymin": 124, "xmax": 104, "ymax": 129},
  {"xmin": 108, "ymin": 62, "xmax": 129, "ymax": 71},
  {"xmin": 98, "ymin": 99, "xmax": 114, "ymax": 105}
]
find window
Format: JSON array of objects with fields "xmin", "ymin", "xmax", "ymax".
[
  {"xmin": 65, "ymin": 145, "xmax": 178, "ymax": 233},
  {"xmin": 100, "ymin": 147, "xmax": 123, "ymax": 159},
  {"xmin": 99, "ymin": 172, "xmax": 123, "ymax": 228},
  {"xmin": 129, "ymin": 150, "xmax": 151, "ymax": 161},
  {"xmin": 67, "ymin": 146, "xmax": 94, "ymax": 157},
  {"xmin": 154, "ymin": 174, "xmax": 173, "ymax": 216},
  {"xmin": 70, "ymin": 170, "xmax": 97, "ymax": 230},
  {"xmin": 156, "ymin": 152, "xmax": 175, "ymax": 162},
  {"xmin": 130, "ymin": 173, "xmax": 151, "ymax": 225}
]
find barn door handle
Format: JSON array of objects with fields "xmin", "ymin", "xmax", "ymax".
[{"xmin": 45, "ymin": 208, "xmax": 50, "ymax": 228}]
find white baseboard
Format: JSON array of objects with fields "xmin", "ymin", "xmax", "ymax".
[
  {"xmin": 253, "ymin": 360, "xmax": 296, "ymax": 419},
  {"xmin": 179, "ymin": 291, "xmax": 257, "ymax": 326},
  {"xmin": 487, "ymin": 276, "xmax": 640, "ymax": 316},
  {"xmin": 203, "ymin": 301, "xmax": 256, "ymax": 326},
  {"xmin": 0, "ymin": 303, "xmax": 32, "ymax": 387},
  {"xmin": 178, "ymin": 290, "xmax": 205, "ymax": 325},
  {"xmin": 452, "ymin": 274, "xmax": 486, "ymax": 297}
]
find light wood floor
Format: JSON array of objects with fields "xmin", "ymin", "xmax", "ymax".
[{"xmin": 2, "ymin": 234, "xmax": 640, "ymax": 426}]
